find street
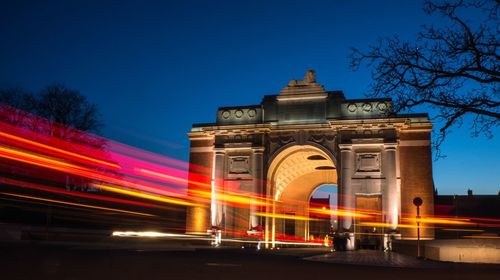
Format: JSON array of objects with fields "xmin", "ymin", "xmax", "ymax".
[{"xmin": 1, "ymin": 242, "xmax": 499, "ymax": 280}]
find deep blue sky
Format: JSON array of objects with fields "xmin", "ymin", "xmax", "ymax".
[{"xmin": 0, "ymin": 0, "xmax": 498, "ymax": 195}]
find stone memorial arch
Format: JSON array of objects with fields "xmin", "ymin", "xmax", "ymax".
[{"xmin": 186, "ymin": 70, "xmax": 434, "ymax": 249}]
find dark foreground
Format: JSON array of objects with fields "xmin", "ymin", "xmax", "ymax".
[{"xmin": 1, "ymin": 242, "xmax": 499, "ymax": 280}]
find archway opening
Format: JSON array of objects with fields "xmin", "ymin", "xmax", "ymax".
[
  {"xmin": 265, "ymin": 145, "xmax": 337, "ymax": 247},
  {"xmin": 309, "ymin": 184, "xmax": 337, "ymax": 242}
]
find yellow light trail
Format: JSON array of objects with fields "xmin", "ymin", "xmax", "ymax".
[
  {"xmin": 0, "ymin": 145, "xmax": 96, "ymax": 173},
  {"xmin": 93, "ymin": 183, "xmax": 200, "ymax": 207},
  {"xmin": 255, "ymin": 212, "xmax": 319, "ymax": 221},
  {"xmin": 1, "ymin": 192, "xmax": 155, "ymax": 217},
  {"xmin": 139, "ymin": 169, "xmax": 272, "ymax": 207},
  {"xmin": 309, "ymin": 207, "xmax": 372, "ymax": 218},
  {"xmin": 0, "ymin": 146, "xmax": 185, "ymax": 200},
  {"xmin": 138, "ymin": 168, "xmax": 210, "ymax": 188},
  {"xmin": 403, "ymin": 217, "xmax": 473, "ymax": 226},
  {"xmin": 189, "ymin": 189, "xmax": 271, "ymax": 207},
  {"xmin": 0, "ymin": 131, "xmax": 120, "ymax": 169},
  {"xmin": 357, "ymin": 222, "xmax": 430, "ymax": 229}
]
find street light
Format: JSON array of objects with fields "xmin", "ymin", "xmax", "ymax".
[{"xmin": 413, "ymin": 197, "xmax": 423, "ymax": 259}]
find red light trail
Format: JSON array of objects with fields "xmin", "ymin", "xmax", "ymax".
[{"xmin": 1, "ymin": 104, "xmax": 499, "ymax": 245}]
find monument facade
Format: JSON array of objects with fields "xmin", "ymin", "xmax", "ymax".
[{"xmin": 186, "ymin": 71, "xmax": 434, "ymax": 249}]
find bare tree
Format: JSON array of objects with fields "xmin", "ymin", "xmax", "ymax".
[
  {"xmin": 350, "ymin": 0, "xmax": 499, "ymax": 151},
  {"xmin": 36, "ymin": 84, "xmax": 102, "ymax": 140},
  {"xmin": 0, "ymin": 88, "xmax": 36, "ymax": 127},
  {"xmin": 0, "ymin": 84, "xmax": 103, "ymax": 142},
  {"xmin": 0, "ymin": 85, "xmax": 110, "ymax": 193}
]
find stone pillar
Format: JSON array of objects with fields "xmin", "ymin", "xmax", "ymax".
[
  {"xmin": 211, "ymin": 150, "xmax": 225, "ymax": 227},
  {"xmin": 271, "ymin": 200, "xmax": 276, "ymax": 248},
  {"xmin": 339, "ymin": 144, "xmax": 354, "ymax": 231},
  {"xmin": 250, "ymin": 149, "xmax": 264, "ymax": 229},
  {"xmin": 339, "ymin": 144, "xmax": 355, "ymax": 250},
  {"xmin": 383, "ymin": 144, "xmax": 398, "ymax": 230},
  {"xmin": 264, "ymin": 179, "xmax": 271, "ymax": 248}
]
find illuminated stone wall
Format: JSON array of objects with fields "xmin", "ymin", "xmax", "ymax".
[{"xmin": 185, "ymin": 138, "xmax": 213, "ymax": 234}]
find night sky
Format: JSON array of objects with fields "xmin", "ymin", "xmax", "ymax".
[{"xmin": 0, "ymin": 0, "xmax": 498, "ymax": 195}]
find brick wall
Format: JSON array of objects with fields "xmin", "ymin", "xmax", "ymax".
[{"xmin": 399, "ymin": 131, "xmax": 435, "ymax": 239}]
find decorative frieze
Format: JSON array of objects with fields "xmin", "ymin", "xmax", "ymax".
[
  {"xmin": 217, "ymin": 106, "xmax": 262, "ymax": 125},
  {"xmin": 342, "ymin": 100, "xmax": 392, "ymax": 117}
]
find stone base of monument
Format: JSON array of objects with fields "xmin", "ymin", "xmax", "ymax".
[{"xmin": 393, "ymin": 238, "xmax": 500, "ymax": 264}]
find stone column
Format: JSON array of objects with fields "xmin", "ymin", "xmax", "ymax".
[
  {"xmin": 339, "ymin": 144, "xmax": 354, "ymax": 231},
  {"xmin": 250, "ymin": 149, "xmax": 264, "ymax": 229},
  {"xmin": 211, "ymin": 150, "xmax": 225, "ymax": 227},
  {"xmin": 383, "ymin": 144, "xmax": 398, "ymax": 230},
  {"xmin": 271, "ymin": 200, "xmax": 276, "ymax": 248},
  {"xmin": 340, "ymin": 144, "xmax": 356, "ymax": 250}
]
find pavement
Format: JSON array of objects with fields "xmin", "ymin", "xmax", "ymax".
[
  {"xmin": 1, "ymin": 242, "xmax": 499, "ymax": 280},
  {"xmin": 304, "ymin": 249, "xmax": 446, "ymax": 268}
]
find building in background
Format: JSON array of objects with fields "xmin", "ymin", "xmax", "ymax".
[{"xmin": 435, "ymin": 189, "xmax": 500, "ymax": 239}]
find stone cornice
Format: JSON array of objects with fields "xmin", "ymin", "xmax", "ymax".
[{"xmin": 329, "ymin": 117, "xmax": 432, "ymax": 131}]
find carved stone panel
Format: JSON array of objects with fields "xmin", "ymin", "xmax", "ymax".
[
  {"xmin": 354, "ymin": 153, "xmax": 381, "ymax": 176},
  {"xmin": 229, "ymin": 156, "xmax": 250, "ymax": 174}
]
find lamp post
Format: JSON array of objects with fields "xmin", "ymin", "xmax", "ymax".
[{"xmin": 413, "ymin": 197, "xmax": 423, "ymax": 259}]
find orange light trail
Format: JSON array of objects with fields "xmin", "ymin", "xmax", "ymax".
[
  {"xmin": 93, "ymin": 183, "xmax": 200, "ymax": 207},
  {"xmin": 309, "ymin": 207, "xmax": 372, "ymax": 218},
  {"xmin": 138, "ymin": 168, "xmax": 209, "ymax": 188},
  {"xmin": 255, "ymin": 212, "xmax": 319, "ymax": 221},
  {"xmin": 0, "ymin": 131, "xmax": 120, "ymax": 170},
  {"xmin": 2, "ymin": 105, "xmax": 499, "ymax": 238},
  {"xmin": 0, "ymin": 177, "xmax": 158, "ymax": 208},
  {"xmin": 0, "ymin": 145, "xmax": 97, "ymax": 174},
  {"xmin": 0, "ymin": 145, "xmax": 188, "ymax": 202},
  {"xmin": 189, "ymin": 188, "xmax": 271, "ymax": 207},
  {"xmin": 403, "ymin": 217, "xmax": 473, "ymax": 226},
  {"xmin": 358, "ymin": 222, "xmax": 430, "ymax": 229},
  {"xmin": 1, "ymin": 192, "xmax": 155, "ymax": 217}
]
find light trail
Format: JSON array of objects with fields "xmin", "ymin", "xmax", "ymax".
[
  {"xmin": 255, "ymin": 212, "xmax": 319, "ymax": 221},
  {"xmin": 309, "ymin": 207, "xmax": 372, "ymax": 219},
  {"xmin": 0, "ymin": 145, "xmax": 97, "ymax": 174},
  {"xmin": 0, "ymin": 192, "xmax": 156, "ymax": 217},
  {"xmin": 111, "ymin": 231, "xmax": 325, "ymax": 247},
  {"xmin": 403, "ymin": 217, "xmax": 474, "ymax": 226},
  {"xmin": 0, "ymin": 145, "xmax": 190, "ymax": 204},
  {"xmin": 0, "ymin": 130, "xmax": 120, "ymax": 170},
  {"xmin": 189, "ymin": 188, "xmax": 271, "ymax": 207},
  {"xmin": 358, "ymin": 222, "xmax": 431, "ymax": 229},
  {"xmin": 112, "ymin": 231, "xmax": 194, "ymax": 238},
  {"xmin": 93, "ymin": 183, "xmax": 200, "ymax": 207},
  {"xmin": 137, "ymin": 168, "xmax": 207, "ymax": 187},
  {"xmin": 2, "ymin": 105, "xmax": 498, "ymax": 240},
  {"xmin": 0, "ymin": 177, "xmax": 158, "ymax": 208}
]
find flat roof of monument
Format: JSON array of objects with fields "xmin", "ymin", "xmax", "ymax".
[
  {"xmin": 343, "ymin": 97, "xmax": 392, "ymax": 102},
  {"xmin": 262, "ymin": 90, "xmax": 346, "ymax": 101}
]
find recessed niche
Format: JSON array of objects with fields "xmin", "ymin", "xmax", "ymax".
[
  {"xmin": 315, "ymin": 166, "xmax": 336, "ymax": 170},
  {"xmin": 307, "ymin": 155, "xmax": 327, "ymax": 160}
]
